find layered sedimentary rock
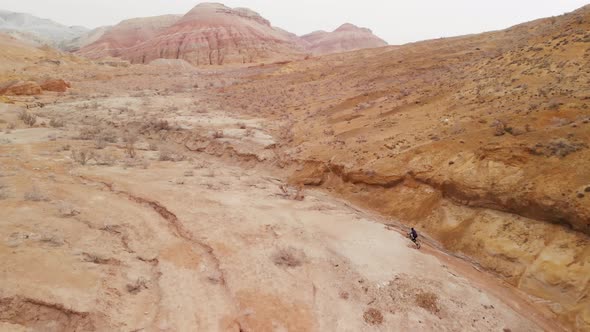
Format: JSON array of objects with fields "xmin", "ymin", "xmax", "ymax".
[
  {"xmin": 77, "ymin": 15, "xmax": 180, "ymax": 59},
  {"xmin": 121, "ymin": 3, "xmax": 304, "ymax": 65}
]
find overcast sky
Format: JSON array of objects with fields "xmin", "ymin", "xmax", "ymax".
[{"xmin": 0, "ymin": 0, "xmax": 588, "ymax": 44}]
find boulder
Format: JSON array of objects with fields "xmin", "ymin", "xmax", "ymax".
[
  {"xmin": 0, "ymin": 80, "xmax": 42, "ymax": 96},
  {"xmin": 40, "ymin": 79, "xmax": 70, "ymax": 92}
]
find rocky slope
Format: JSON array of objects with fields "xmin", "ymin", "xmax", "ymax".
[
  {"xmin": 301, "ymin": 23, "xmax": 388, "ymax": 55},
  {"xmin": 207, "ymin": 5, "xmax": 590, "ymax": 330},
  {"xmin": 77, "ymin": 15, "xmax": 180, "ymax": 59},
  {"xmin": 119, "ymin": 3, "xmax": 304, "ymax": 65},
  {"xmin": 61, "ymin": 26, "xmax": 110, "ymax": 52},
  {"xmin": 0, "ymin": 10, "xmax": 88, "ymax": 47}
]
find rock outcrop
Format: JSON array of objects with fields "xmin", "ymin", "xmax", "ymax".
[
  {"xmin": 40, "ymin": 79, "xmax": 70, "ymax": 92},
  {"xmin": 0, "ymin": 80, "xmax": 42, "ymax": 95},
  {"xmin": 120, "ymin": 3, "xmax": 304, "ymax": 65},
  {"xmin": 301, "ymin": 23, "xmax": 387, "ymax": 55},
  {"xmin": 77, "ymin": 15, "xmax": 181, "ymax": 59}
]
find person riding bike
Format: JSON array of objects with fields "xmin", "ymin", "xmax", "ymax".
[{"xmin": 409, "ymin": 227, "xmax": 418, "ymax": 242}]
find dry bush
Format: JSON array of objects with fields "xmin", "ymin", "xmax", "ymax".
[
  {"xmin": 528, "ymin": 138, "xmax": 588, "ymax": 157},
  {"xmin": 95, "ymin": 152, "xmax": 117, "ymax": 166},
  {"xmin": 212, "ymin": 130, "xmax": 224, "ymax": 139},
  {"xmin": 78, "ymin": 126, "xmax": 101, "ymax": 140},
  {"xmin": 141, "ymin": 119, "xmax": 170, "ymax": 133},
  {"xmin": 272, "ymin": 247, "xmax": 305, "ymax": 267},
  {"xmin": 18, "ymin": 110, "xmax": 37, "ymax": 127},
  {"xmin": 158, "ymin": 146, "xmax": 185, "ymax": 162},
  {"xmin": 278, "ymin": 184, "xmax": 304, "ymax": 200},
  {"xmin": 6, "ymin": 122, "xmax": 16, "ymax": 130},
  {"xmin": 56, "ymin": 201, "xmax": 80, "ymax": 217},
  {"xmin": 95, "ymin": 138, "xmax": 107, "ymax": 150},
  {"xmin": 71, "ymin": 149, "xmax": 95, "ymax": 165},
  {"xmin": 415, "ymin": 291, "xmax": 441, "ymax": 315},
  {"xmin": 24, "ymin": 186, "xmax": 48, "ymax": 202},
  {"xmin": 123, "ymin": 157, "xmax": 149, "ymax": 169},
  {"xmin": 123, "ymin": 131, "xmax": 138, "ymax": 158},
  {"xmin": 49, "ymin": 118, "xmax": 65, "ymax": 128},
  {"xmin": 363, "ymin": 308, "xmax": 384, "ymax": 325},
  {"xmin": 126, "ymin": 278, "xmax": 148, "ymax": 294},
  {"xmin": 0, "ymin": 182, "xmax": 9, "ymax": 200}
]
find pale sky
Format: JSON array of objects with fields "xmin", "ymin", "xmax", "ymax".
[{"xmin": 0, "ymin": 0, "xmax": 588, "ymax": 44}]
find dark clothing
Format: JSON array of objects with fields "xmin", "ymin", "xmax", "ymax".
[{"xmin": 410, "ymin": 229, "xmax": 418, "ymax": 240}]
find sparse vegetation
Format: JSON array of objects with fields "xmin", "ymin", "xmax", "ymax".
[
  {"xmin": 363, "ymin": 308, "xmax": 384, "ymax": 325},
  {"xmin": 126, "ymin": 278, "xmax": 148, "ymax": 294},
  {"xmin": 415, "ymin": 291, "xmax": 441, "ymax": 315},
  {"xmin": 0, "ymin": 182, "xmax": 9, "ymax": 200},
  {"xmin": 49, "ymin": 118, "xmax": 65, "ymax": 128},
  {"xmin": 123, "ymin": 131, "xmax": 138, "ymax": 158},
  {"xmin": 272, "ymin": 247, "xmax": 305, "ymax": 267},
  {"xmin": 212, "ymin": 130, "xmax": 224, "ymax": 139},
  {"xmin": 71, "ymin": 149, "xmax": 95, "ymax": 165},
  {"xmin": 24, "ymin": 186, "xmax": 48, "ymax": 202},
  {"xmin": 18, "ymin": 110, "xmax": 37, "ymax": 127},
  {"xmin": 528, "ymin": 138, "xmax": 588, "ymax": 157}
]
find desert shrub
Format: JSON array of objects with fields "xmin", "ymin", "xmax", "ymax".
[
  {"xmin": 95, "ymin": 138, "xmax": 107, "ymax": 150},
  {"xmin": 6, "ymin": 122, "xmax": 16, "ymax": 130},
  {"xmin": 18, "ymin": 110, "xmax": 37, "ymax": 127},
  {"xmin": 279, "ymin": 184, "xmax": 305, "ymax": 201},
  {"xmin": 158, "ymin": 146, "xmax": 184, "ymax": 161},
  {"xmin": 49, "ymin": 118, "xmax": 65, "ymax": 128},
  {"xmin": 123, "ymin": 131, "xmax": 138, "ymax": 158},
  {"xmin": 24, "ymin": 186, "xmax": 48, "ymax": 202},
  {"xmin": 95, "ymin": 152, "xmax": 117, "ymax": 166},
  {"xmin": 548, "ymin": 100, "xmax": 561, "ymax": 110},
  {"xmin": 126, "ymin": 278, "xmax": 148, "ymax": 294},
  {"xmin": 77, "ymin": 126, "xmax": 101, "ymax": 140},
  {"xmin": 528, "ymin": 138, "xmax": 588, "ymax": 157},
  {"xmin": 0, "ymin": 182, "xmax": 8, "ymax": 200},
  {"xmin": 141, "ymin": 119, "xmax": 170, "ymax": 133},
  {"xmin": 363, "ymin": 308, "xmax": 384, "ymax": 325},
  {"xmin": 212, "ymin": 130, "xmax": 224, "ymax": 139},
  {"xmin": 271, "ymin": 247, "xmax": 305, "ymax": 267},
  {"xmin": 71, "ymin": 149, "xmax": 94, "ymax": 165},
  {"xmin": 56, "ymin": 201, "xmax": 80, "ymax": 217},
  {"xmin": 415, "ymin": 291, "xmax": 441, "ymax": 315},
  {"xmin": 98, "ymin": 129, "xmax": 118, "ymax": 143}
]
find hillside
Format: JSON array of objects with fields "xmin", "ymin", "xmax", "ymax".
[
  {"xmin": 119, "ymin": 3, "xmax": 304, "ymax": 65},
  {"xmin": 0, "ymin": 10, "xmax": 88, "ymax": 47},
  {"xmin": 77, "ymin": 15, "xmax": 180, "ymax": 59},
  {"xmin": 206, "ymin": 5, "xmax": 590, "ymax": 330},
  {"xmin": 301, "ymin": 23, "xmax": 388, "ymax": 55}
]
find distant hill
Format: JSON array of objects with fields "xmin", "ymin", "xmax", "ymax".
[
  {"xmin": 0, "ymin": 10, "xmax": 88, "ymax": 47},
  {"xmin": 301, "ymin": 23, "xmax": 387, "ymax": 55}
]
